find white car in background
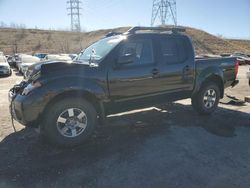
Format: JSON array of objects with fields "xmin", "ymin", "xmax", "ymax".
[
  {"xmin": 34, "ymin": 53, "xmax": 48, "ymax": 60},
  {"xmin": 17, "ymin": 55, "xmax": 40, "ymax": 74},
  {"xmin": 0, "ymin": 55, "xmax": 12, "ymax": 76},
  {"xmin": 69, "ymin": 54, "xmax": 78, "ymax": 60},
  {"xmin": 44, "ymin": 54, "xmax": 72, "ymax": 62},
  {"xmin": 247, "ymin": 69, "xmax": 250, "ymax": 86}
]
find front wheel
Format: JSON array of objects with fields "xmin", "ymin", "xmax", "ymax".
[
  {"xmin": 43, "ymin": 98, "xmax": 97, "ymax": 147},
  {"xmin": 192, "ymin": 82, "xmax": 220, "ymax": 115}
]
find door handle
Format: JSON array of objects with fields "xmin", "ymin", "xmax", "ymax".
[
  {"xmin": 183, "ymin": 65, "xmax": 191, "ymax": 81},
  {"xmin": 184, "ymin": 65, "xmax": 190, "ymax": 72},
  {"xmin": 183, "ymin": 65, "xmax": 191, "ymax": 75},
  {"xmin": 151, "ymin": 68, "xmax": 159, "ymax": 76}
]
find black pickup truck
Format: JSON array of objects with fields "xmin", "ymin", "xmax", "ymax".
[{"xmin": 9, "ymin": 27, "xmax": 239, "ymax": 146}]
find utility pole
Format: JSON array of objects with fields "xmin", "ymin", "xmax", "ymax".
[
  {"xmin": 67, "ymin": 0, "xmax": 82, "ymax": 32},
  {"xmin": 151, "ymin": 0, "xmax": 177, "ymax": 27}
]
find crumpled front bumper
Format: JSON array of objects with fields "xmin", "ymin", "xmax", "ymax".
[{"xmin": 9, "ymin": 87, "xmax": 42, "ymax": 128}]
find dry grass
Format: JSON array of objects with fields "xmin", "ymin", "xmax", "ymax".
[
  {"xmin": 227, "ymin": 39, "xmax": 250, "ymax": 55},
  {"xmin": 0, "ymin": 26, "xmax": 249, "ymax": 55}
]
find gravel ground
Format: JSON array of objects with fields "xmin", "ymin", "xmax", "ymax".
[{"xmin": 0, "ymin": 66, "xmax": 249, "ymax": 188}]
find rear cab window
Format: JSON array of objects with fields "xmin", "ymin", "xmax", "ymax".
[{"xmin": 159, "ymin": 36, "xmax": 188, "ymax": 64}]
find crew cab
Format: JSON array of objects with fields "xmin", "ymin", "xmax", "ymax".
[{"xmin": 9, "ymin": 27, "xmax": 239, "ymax": 147}]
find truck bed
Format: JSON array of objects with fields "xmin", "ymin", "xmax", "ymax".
[{"xmin": 195, "ymin": 57, "xmax": 237, "ymax": 88}]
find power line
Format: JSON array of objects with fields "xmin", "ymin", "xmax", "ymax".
[
  {"xmin": 151, "ymin": 0, "xmax": 177, "ymax": 26},
  {"xmin": 67, "ymin": 0, "xmax": 82, "ymax": 32}
]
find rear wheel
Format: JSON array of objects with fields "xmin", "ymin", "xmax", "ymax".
[
  {"xmin": 43, "ymin": 98, "xmax": 97, "ymax": 147},
  {"xmin": 192, "ymin": 82, "xmax": 220, "ymax": 115}
]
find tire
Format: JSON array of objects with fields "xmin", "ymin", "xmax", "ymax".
[
  {"xmin": 192, "ymin": 82, "xmax": 220, "ymax": 115},
  {"xmin": 42, "ymin": 98, "xmax": 97, "ymax": 147}
]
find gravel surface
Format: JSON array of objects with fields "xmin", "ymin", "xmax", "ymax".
[{"xmin": 0, "ymin": 66, "xmax": 249, "ymax": 188}]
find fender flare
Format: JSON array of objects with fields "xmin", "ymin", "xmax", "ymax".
[{"xmin": 193, "ymin": 66, "xmax": 224, "ymax": 98}]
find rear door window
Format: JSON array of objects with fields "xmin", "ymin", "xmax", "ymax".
[{"xmin": 160, "ymin": 37, "xmax": 188, "ymax": 64}]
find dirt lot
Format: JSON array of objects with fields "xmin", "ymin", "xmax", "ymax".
[{"xmin": 0, "ymin": 66, "xmax": 250, "ymax": 188}]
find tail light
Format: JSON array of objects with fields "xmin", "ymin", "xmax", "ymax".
[{"xmin": 235, "ymin": 60, "xmax": 239, "ymax": 77}]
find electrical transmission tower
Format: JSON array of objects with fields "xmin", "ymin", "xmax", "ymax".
[
  {"xmin": 67, "ymin": 0, "xmax": 82, "ymax": 32},
  {"xmin": 151, "ymin": 0, "xmax": 177, "ymax": 27}
]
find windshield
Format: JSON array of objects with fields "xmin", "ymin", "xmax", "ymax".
[{"xmin": 78, "ymin": 35, "xmax": 125, "ymax": 64}]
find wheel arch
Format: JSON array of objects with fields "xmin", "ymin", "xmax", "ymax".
[
  {"xmin": 193, "ymin": 74, "xmax": 224, "ymax": 99},
  {"xmin": 41, "ymin": 90, "xmax": 105, "ymax": 125}
]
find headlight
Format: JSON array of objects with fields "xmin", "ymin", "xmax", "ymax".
[{"xmin": 22, "ymin": 81, "xmax": 42, "ymax": 95}]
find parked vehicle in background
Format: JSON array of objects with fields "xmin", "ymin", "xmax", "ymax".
[
  {"xmin": 69, "ymin": 54, "xmax": 78, "ymax": 60},
  {"xmin": 44, "ymin": 54, "xmax": 72, "ymax": 62},
  {"xmin": 34, "ymin": 53, "xmax": 48, "ymax": 60},
  {"xmin": 220, "ymin": 53, "xmax": 231, "ymax": 57},
  {"xmin": 16, "ymin": 55, "xmax": 40, "ymax": 74},
  {"xmin": 237, "ymin": 59, "xmax": 246, "ymax": 65},
  {"xmin": 7, "ymin": 56, "xmax": 15, "ymax": 67},
  {"xmin": 60, "ymin": 54, "xmax": 75, "ymax": 61},
  {"xmin": 15, "ymin": 54, "xmax": 26, "ymax": 70},
  {"xmin": 9, "ymin": 27, "xmax": 239, "ymax": 147},
  {"xmin": 13, "ymin": 54, "xmax": 26, "ymax": 68},
  {"xmin": 0, "ymin": 55, "xmax": 12, "ymax": 76},
  {"xmin": 231, "ymin": 52, "xmax": 250, "ymax": 65},
  {"xmin": 247, "ymin": 69, "xmax": 250, "ymax": 86}
]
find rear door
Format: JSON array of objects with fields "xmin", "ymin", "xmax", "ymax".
[{"xmin": 155, "ymin": 35, "xmax": 195, "ymax": 93}]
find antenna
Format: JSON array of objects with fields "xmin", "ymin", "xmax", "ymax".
[
  {"xmin": 67, "ymin": 0, "xmax": 82, "ymax": 32},
  {"xmin": 151, "ymin": 0, "xmax": 177, "ymax": 27}
]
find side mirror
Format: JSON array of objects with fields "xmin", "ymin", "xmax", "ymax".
[{"xmin": 118, "ymin": 52, "xmax": 135, "ymax": 65}]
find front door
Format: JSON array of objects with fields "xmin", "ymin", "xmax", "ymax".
[{"xmin": 108, "ymin": 38, "xmax": 159, "ymax": 101}]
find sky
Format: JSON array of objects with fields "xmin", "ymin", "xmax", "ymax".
[{"xmin": 0, "ymin": 0, "xmax": 249, "ymax": 39}]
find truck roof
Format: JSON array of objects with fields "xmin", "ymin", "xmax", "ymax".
[
  {"xmin": 106, "ymin": 26, "xmax": 187, "ymax": 39},
  {"xmin": 125, "ymin": 26, "xmax": 186, "ymax": 35}
]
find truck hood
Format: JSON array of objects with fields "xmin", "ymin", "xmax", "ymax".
[{"xmin": 26, "ymin": 60, "xmax": 96, "ymax": 80}]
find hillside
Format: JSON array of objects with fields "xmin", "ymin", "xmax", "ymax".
[
  {"xmin": 0, "ymin": 27, "xmax": 250, "ymax": 55},
  {"xmin": 226, "ymin": 39, "xmax": 250, "ymax": 54}
]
